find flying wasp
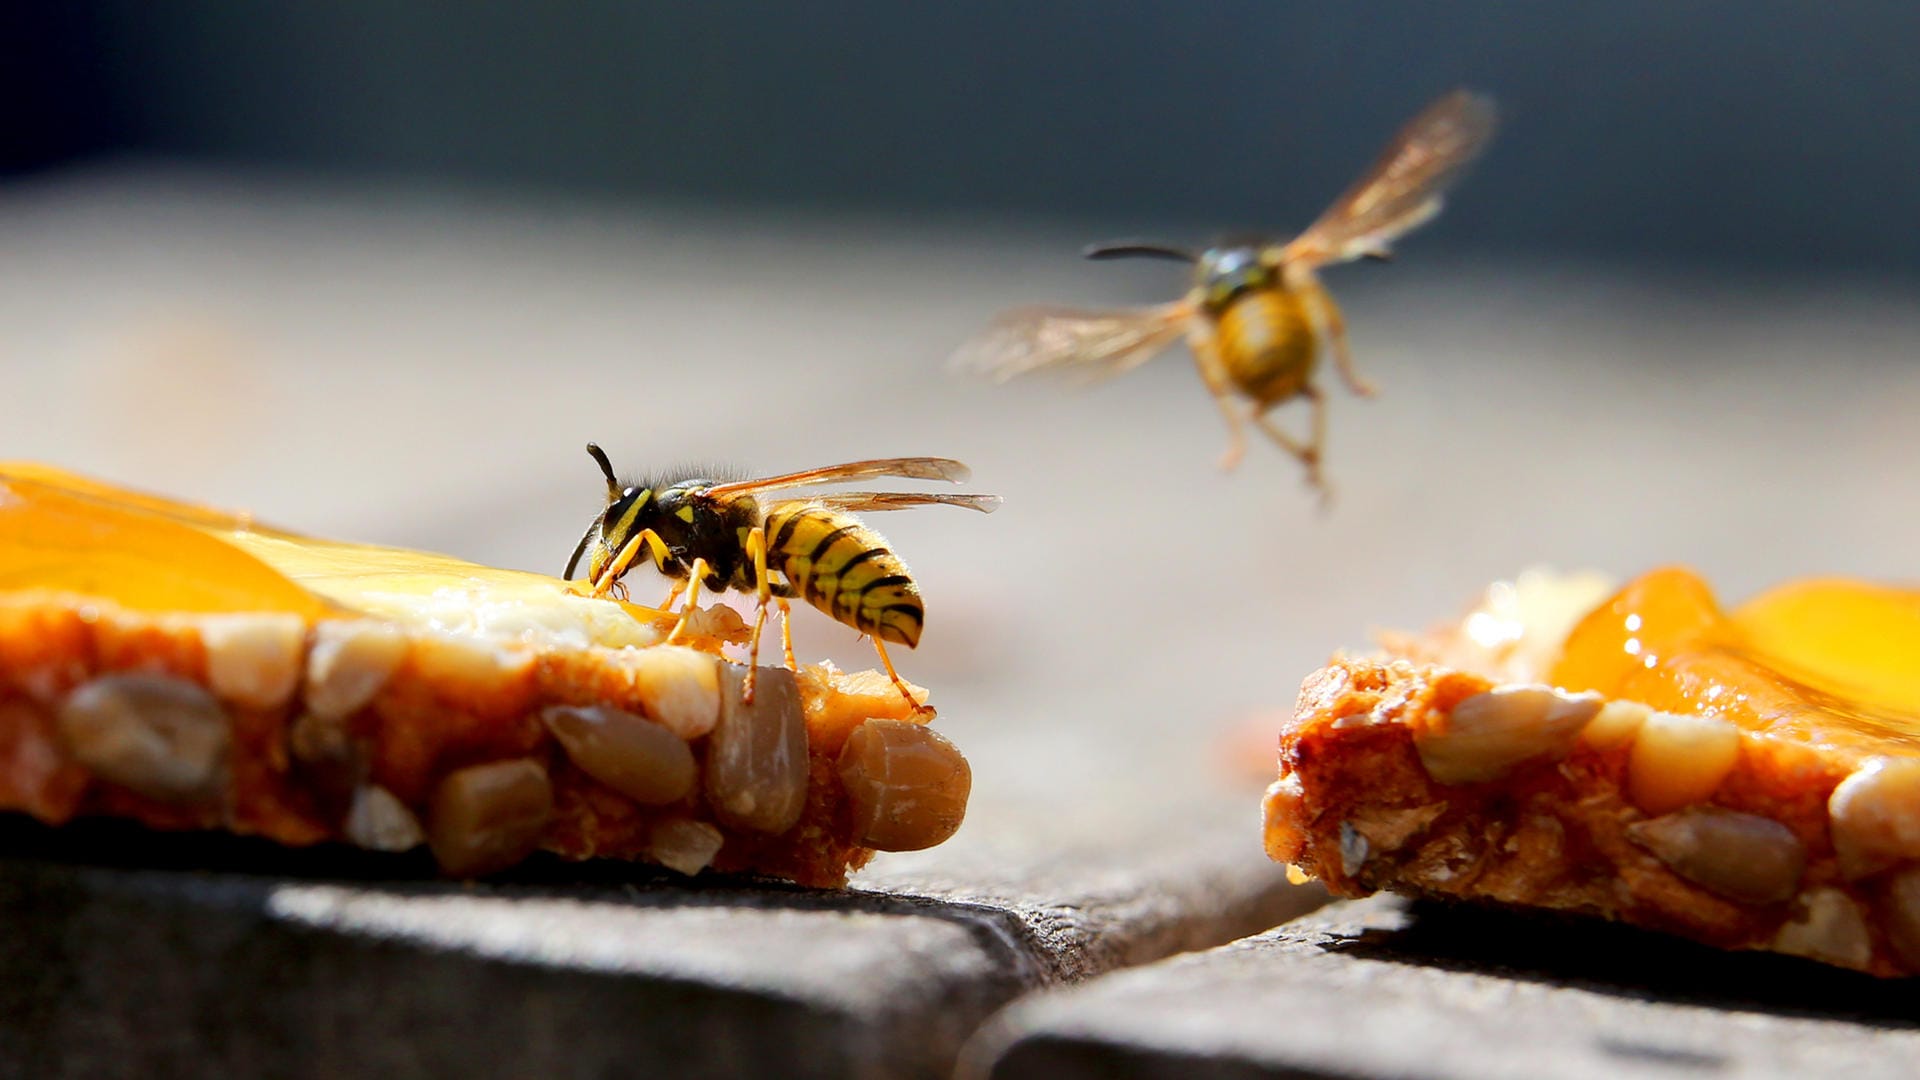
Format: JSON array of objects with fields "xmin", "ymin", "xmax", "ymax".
[
  {"xmin": 953, "ymin": 90, "xmax": 1497, "ymax": 495},
  {"xmin": 564, "ymin": 443, "xmax": 1000, "ymax": 710}
]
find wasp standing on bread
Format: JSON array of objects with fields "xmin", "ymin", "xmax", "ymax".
[
  {"xmin": 953, "ymin": 90, "xmax": 1497, "ymax": 497},
  {"xmin": 564, "ymin": 443, "xmax": 1000, "ymax": 710}
]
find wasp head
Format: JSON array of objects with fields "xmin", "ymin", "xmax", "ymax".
[
  {"xmin": 567, "ymin": 443, "xmax": 668, "ymax": 584},
  {"xmin": 1196, "ymin": 245, "xmax": 1275, "ymax": 312}
]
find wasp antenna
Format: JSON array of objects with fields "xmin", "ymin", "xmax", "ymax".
[
  {"xmin": 584, "ymin": 442, "xmax": 623, "ymax": 501},
  {"xmin": 1082, "ymin": 240, "xmax": 1198, "ymax": 264},
  {"xmin": 1363, "ymin": 250, "xmax": 1395, "ymax": 263},
  {"xmin": 562, "ymin": 512, "xmax": 601, "ymax": 581}
]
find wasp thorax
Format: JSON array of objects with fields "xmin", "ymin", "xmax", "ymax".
[{"xmin": 1197, "ymin": 246, "xmax": 1273, "ymax": 311}]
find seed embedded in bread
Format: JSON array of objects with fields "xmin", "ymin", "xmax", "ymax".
[
  {"xmin": 651, "ymin": 818, "xmax": 725, "ymax": 876},
  {"xmin": 1828, "ymin": 757, "xmax": 1920, "ymax": 879},
  {"xmin": 201, "ymin": 613, "xmax": 306, "ymax": 710},
  {"xmin": 1626, "ymin": 710, "xmax": 1740, "ymax": 815},
  {"xmin": 345, "ymin": 784, "xmax": 425, "ymax": 852},
  {"xmin": 304, "ymin": 620, "xmax": 408, "ymax": 720},
  {"xmin": 1772, "ymin": 887, "xmax": 1874, "ymax": 971},
  {"xmin": 1883, "ymin": 867, "xmax": 1920, "ymax": 970},
  {"xmin": 1625, "ymin": 807, "xmax": 1805, "ymax": 904},
  {"xmin": 627, "ymin": 645, "xmax": 723, "ymax": 740},
  {"xmin": 541, "ymin": 703, "xmax": 696, "ymax": 805},
  {"xmin": 427, "ymin": 759, "xmax": 554, "ymax": 877},
  {"xmin": 1411, "ymin": 684, "xmax": 1600, "ymax": 784},
  {"xmin": 837, "ymin": 719, "xmax": 971, "ymax": 851},
  {"xmin": 705, "ymin": 665, "xmax": 809, "ymax": 835},
  {"xmin": 57, "ymin": 673, "xmax": 229, "ymax": 806}
]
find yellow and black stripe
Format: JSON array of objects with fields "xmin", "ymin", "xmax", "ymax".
[
  {"xmin": 763, "ymin": 504, "xmax": 923, "ymax": 647},
  {"xmin": 1214, "ymin": 288, "xmax": 1316, "ymax": 404}
]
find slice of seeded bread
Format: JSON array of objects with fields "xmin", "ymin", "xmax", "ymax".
[
  {"xmin": 1265, "ymin": 575, "xmax": 1920, "ymax": 977},
  {"xmin": 0, "ymin": 465, "xmax": 970, "ymax": 886}
]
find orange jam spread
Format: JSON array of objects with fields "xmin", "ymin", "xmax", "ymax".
[
  {"xmin": 1549, "ymin": 567, "xmax": 1920, "ymax": 751},
  {"xmin": 0, "ymin": 463, "xmax": 665, "ymax": 649}
]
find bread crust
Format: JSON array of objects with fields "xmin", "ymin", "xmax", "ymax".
[
  {"xmin": 0, "ymin": 592, "xmax": 949, "ymax": 887},
  {"xmin": 1265, "ymin": 656, "xmax": 1919, "ymax": 976}
]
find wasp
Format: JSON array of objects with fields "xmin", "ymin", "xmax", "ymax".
[
  {"xmin": 564, "ymin": 443, "xmax": 1000, "ymax": 710},
  {"xmin": 954, "ymin": 90, "xmax": 1496, "ymax": 495}
]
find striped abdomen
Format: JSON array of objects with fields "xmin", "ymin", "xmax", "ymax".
[
  {"xmin": 1214, "ymin": 287, "xmax": 1317, "ymax": 406},
  {"xmin": 763, "ymin": 505, "xmax": 923, "ymax": 647}
]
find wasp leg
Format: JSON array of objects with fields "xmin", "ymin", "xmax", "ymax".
[
  {"xmin": 593, "ymin": 528, "xmax": 671, "ymax": 599},
  {"xmin": 871, "ymin": 637, "xmax": 932, "ymax": 717},
  {"xmin": 1252, "ymin": 386, "xmax": 1331, "ymax": 501},
  {"xmin": 743, "ymin": 525, "xmax": 772, "ymax": 704},
  {"xmin": 1191, "ymin": 333, "xmax": 1249, "ymax": 471},
  {"xmin": 664, "ymin": 557, "xmax": 712, "ymax": 646},
  {"xmin": 658, "ymin": 579, "xmax": 685, "ymax": 614},
  {"xmin": 778, "ymin": 597, "xmax": 797, "ymax": 670},
  {"xmin": 745, "ymin": 607, "xmax": 766, "ymax": 704},
  {"xmin": 1301, "ymin": 282, "xmax": 1377, "ymax": 399}
]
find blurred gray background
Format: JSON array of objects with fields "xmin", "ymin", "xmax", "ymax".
[
  {"xmin": 8, "ymin": 2, "xmax": 1920, "ymax": 273},
  {"xmin": 3, "ymin": 2, "xmax": 1918, "ymax": 863}
]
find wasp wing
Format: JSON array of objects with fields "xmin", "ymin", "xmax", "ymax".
[
  {"xmin": 950, "ymin": 301, "xmax": 1193, "ymax": 384},
  {"xmin": 794, "ymin": 492, "xmax": 1002, "ymax": 514},
  {"xmin": 1279, "ymin": 90, "xmax": 1497, "ymax": 270},
  {"xmin": 701, "ymin": 458, "xmax": 973, "ymax": 499}
]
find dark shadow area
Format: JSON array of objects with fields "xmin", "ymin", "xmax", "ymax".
[
  {"xmin": 1325, "ymin": 897, "xmax": 1920, "ymax": 1029},
  {"xmin": 0, "ymin": 812, "xmax": 876, "ymax": 906},
  {"xmin": 989, "ymin": 1035, "xmax": 1342, "ymax": 1080},
  {"xmin": 0, "ymin": 815, "xmax": 1041, "ymax": 1080},
  {"xmin": 0, "ymin": 5, "xmax": 122, "ymax": 174},
  {"xmin": 8, "ymin": 2, "xmax": 1920, "ymax": 275},
  {"xmin": 0, "ymin": 812, "xmax": 1060, "ymax": 942}
]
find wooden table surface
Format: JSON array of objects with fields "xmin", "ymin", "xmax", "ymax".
[{"xmin": 3, "ymin": 169, "xmax": 1918, "ymax": 1078}]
